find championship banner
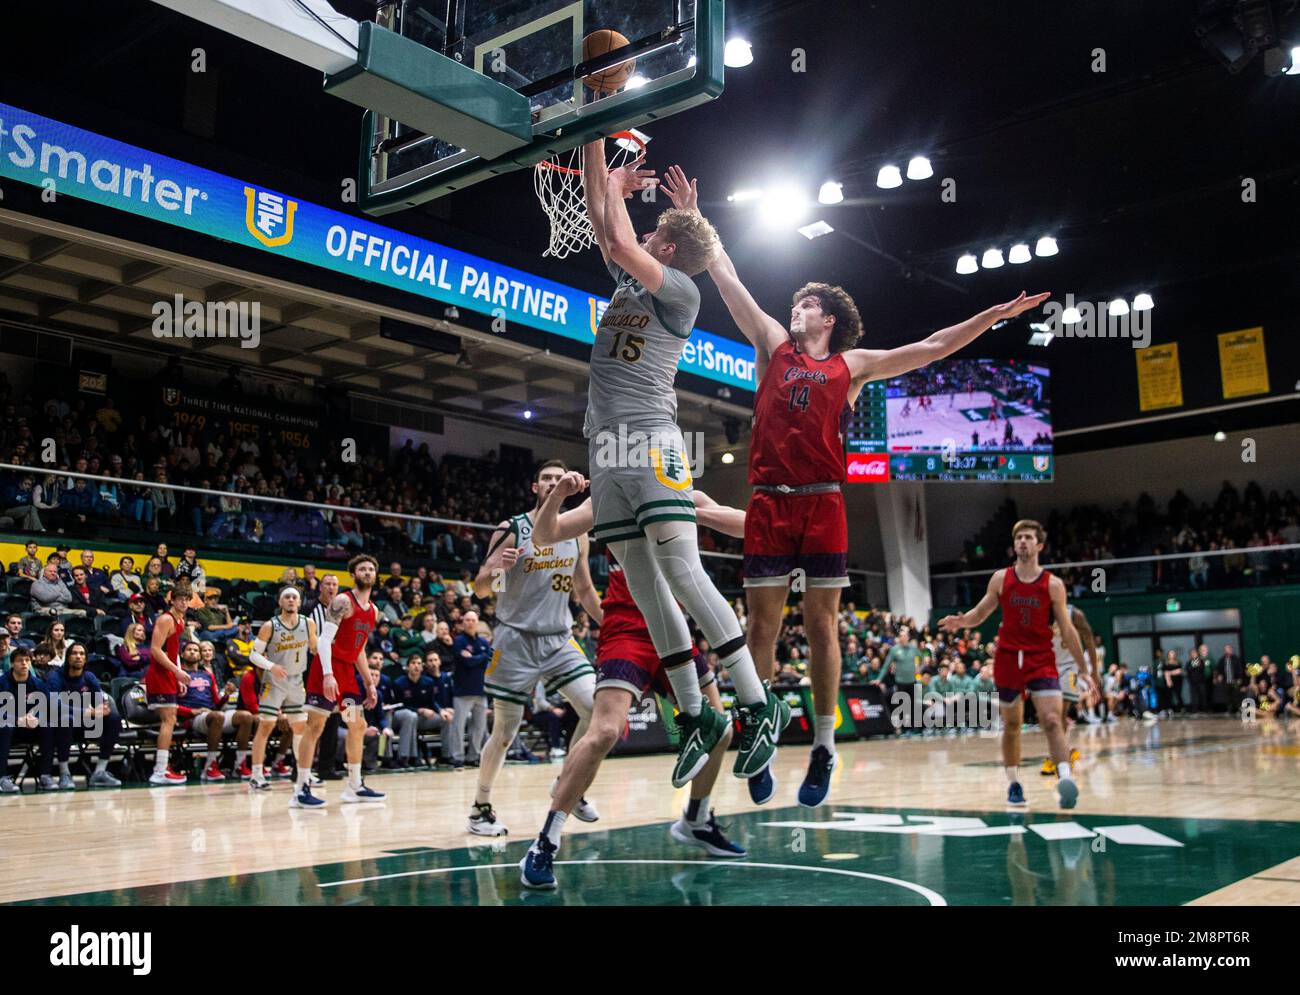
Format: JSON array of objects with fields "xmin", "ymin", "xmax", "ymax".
[
  {"xmin": 0, "ymin": 102, "xmax": 757, "ymax": 392},
  {"xmin": 158, "ymin": 384, "xmax": 326, "ymax": 457},
  {"xmin": 1217, "ymin": 327, "xmax": 1269, "ymax": 399},
  {"xmin": 1135, "ymin": 343, "xmax": 1183, "ymax": 412}
]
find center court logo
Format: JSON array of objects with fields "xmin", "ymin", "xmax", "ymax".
[
  {"xmin": 49, "ymin": 926, "xmax": 151, "ymax": 975},
  {"xmin": 243, "ymin": 186, "xmax": 297, "ymax": 248}
]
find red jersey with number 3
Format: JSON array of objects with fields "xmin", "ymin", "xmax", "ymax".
[
  {"xmin": 996, "ymin": 566, "xmax": 1054, "ymax": 651},
  {"xmin": 333, "ymin": 591, "xmax": 377, "ymax": 667},
  {"xmin": 750, "ymin": 340, "xmax": 851, "ymax": 486}
]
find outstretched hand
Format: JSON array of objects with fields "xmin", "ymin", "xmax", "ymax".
[
  {"xmin": 990, "ymin": 291, "xmax": 1051, "ymax": 320},
  {"xmin": 662, "ymin": 165, "xmax": 699, "ymax": 213},
  {"xmin": 608, "ymin": 156, "xmax": 657, "ymax": 199}
]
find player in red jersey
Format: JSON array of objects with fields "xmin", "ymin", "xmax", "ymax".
[
  {"xmin": 146, "ymin": 578, "xmax": 192, "ymax": 786},
  {"xmin": 939, "ymin": 519, "xmax": 1089, "ymax": 809},
  {"xmin": 669, "ymin": 166, "xmax": 1050, "ymax": 808},
  {"xmin": 519, "ymin": 472, "xmax": 748, "ymax": 890},
  {"xmin": 295, "ymin": 553, "xmax": 385, "ymax": 809}
]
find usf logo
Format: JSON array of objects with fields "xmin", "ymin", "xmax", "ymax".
[
  {"xmin": 244, "ymin": 186, "xmax": 298, "ymax": 248},
  {"xmin": 652, "ymin": 446, "xmax": 692, "ymax": 491}
]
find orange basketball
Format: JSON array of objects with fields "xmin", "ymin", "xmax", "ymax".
[{"xmin": 582, "ymin": 29, "xmax": 636, "ymax": 94}]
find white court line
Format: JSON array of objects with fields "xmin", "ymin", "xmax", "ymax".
[{"xmin": 318, "ymin": 858, "xmax": 948, "ymax": 905}]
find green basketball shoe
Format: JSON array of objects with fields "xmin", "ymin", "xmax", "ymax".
[
  {"xmin": 671, "ymin": 707, "xmax": 729, "ymax": 788},
  {"xmin": 733, "ymin": 684, "xmax": 791, "ymax": 779}
]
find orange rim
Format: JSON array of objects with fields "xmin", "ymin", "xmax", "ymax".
[{"xmin": 537, "ymin": 131, "xmax": 645, "ymax": 176}]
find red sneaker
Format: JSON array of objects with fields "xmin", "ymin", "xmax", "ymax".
[
  {"xmin": 201, "ymin": 762, "xmax": 227, "ymax": 783},
  {"xmin": 238, "ymin": 758, "xmax": 253, "ymax": 780},
  {"xmin": 271, "ymin": 760, "xmax": 293, "ymax": 779}
]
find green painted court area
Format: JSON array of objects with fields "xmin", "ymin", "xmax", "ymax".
[{"xmin": 14, "ymin": 805, "xmax": 1297, "ymax": 907}]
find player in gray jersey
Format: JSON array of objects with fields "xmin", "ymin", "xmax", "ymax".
[
  {"xmin": 467, "ymin": 459, "xmax": 604, "ymax": 836},
  {"xmin": 247, "ymin": 587, "xmax": 317, "ymax": 793},
  {"xmin": 580, "ymin": 138, "xmax": 788, "ymax": 790}
]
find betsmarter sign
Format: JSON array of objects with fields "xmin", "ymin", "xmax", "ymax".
[{"xmin": 0, "ymin": 103, "xmax": 756, "ymax": 391}]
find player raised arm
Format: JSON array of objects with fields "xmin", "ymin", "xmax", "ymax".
[
  {"xmin": 603, "ymin": 157, "xmax": 667, "ymax": 293},
  {"xmin": 571, "ymin": 533, "xmax": 603, "ymax": 626},
  {"xmin": 666, "ymin": 168, "xmax": 787, "ymax": 373},
  {"xmin": 844, "ymin": 292, "xmax": 1051, "ymax": 383},
  {"xmin": 705, "ymin": 248, "xmax": 788, "ymax": 381},
  {"xmin": 532, "ymin": 471, "xmax": 593, "ymax": 546},
  {"xmin": 474, "ymin": 520, "xmax": 520, "ymax": 599},
  {"xmin": 939, "ymin": 570, "xmax": 1005, "ymax": 632},
  {"xmin": 692, "ymin": 489, "xmax": 746, "ymax": 539},
  {"xmin": 584, "ymin": 139, "xmax": 612, "ymax": 265}
]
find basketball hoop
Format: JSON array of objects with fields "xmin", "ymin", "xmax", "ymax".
[{"xmin": 534, "ymin": 131, "xmax": 647, "ymax": 259}]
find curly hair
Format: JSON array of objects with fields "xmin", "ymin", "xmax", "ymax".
[
  {"xmin": 792, "ymin": 282, "xmax": 863, "ymax": 353},
  {"xmin": 657, "ymin": 209, "xmax": 721, "ymax": 276}
]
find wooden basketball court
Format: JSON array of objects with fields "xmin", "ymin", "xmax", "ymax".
[{"xmin": 5, "ymin": 716, "xmax": 1296, "ymax": 906}]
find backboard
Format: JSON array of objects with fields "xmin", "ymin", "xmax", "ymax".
[{"xmin": 355, "ymin": 0, "xmax": 723, "ymax": 215}]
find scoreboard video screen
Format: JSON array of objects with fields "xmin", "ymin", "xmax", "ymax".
[{"xmin": 845, "ymin": 359, "xmax": 1053, "ymax": 483}]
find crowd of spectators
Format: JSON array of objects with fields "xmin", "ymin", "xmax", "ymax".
[
  {"xmin": 954, "ymin": 481, "xmax": 1300, "ymax": 597},
  {"xmin": 0, "ymin": 375, "xmax": 546, "ymax": 563}
]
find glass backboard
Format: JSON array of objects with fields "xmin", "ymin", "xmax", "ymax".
[{"xmin": 358, "ymin": 0, "xmax": 722, "ymax": 214}]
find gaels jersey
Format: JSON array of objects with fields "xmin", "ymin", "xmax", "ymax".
[
  {"xmin": 997, "ymin": 566, "xmax": 1054, "ymax": 652},
  {"xmin": 750, "ymin": 340, "xmax": 851, "ymax": 486},
  {"xmin": 495, "ymin": 513, "xmax": 580, "ymax": 636},
  {"xmin": 332, "ymin": 591, "xmax": 376, "ymax": 668},
  {"xmin": 597, "ymin": 559, "xmax": 650, "ymax": 643}
]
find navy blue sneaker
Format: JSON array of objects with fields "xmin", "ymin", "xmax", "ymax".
[
  {"xmin": 289, "ymin": 785, "xmax": 326, "ymax": 809},
  {"xmin": 747, "ymin": 766, "xmax": 776, "ymax": 805},
  {"xmin": 341, "ymin": 783, "xmax": 385, "ymax": 804},
  {"xmin": 670, "ymin": 812, "xmax": 747, "ymax": 858},
  {"xmin": 1007, "ymin": 782, "xmax": 1027, "ymax": 808},
  {"xmin": 796, "ymin": 746, "xmax": 837, "ymax": 808},
  {"xmin": 519, "ymin": 838, "xmax": 557, "ymax": 890}
]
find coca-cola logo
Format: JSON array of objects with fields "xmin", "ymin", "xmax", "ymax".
[{"xmin": 846, "ymin": 455, "xmax": 890, "ymax": 482}]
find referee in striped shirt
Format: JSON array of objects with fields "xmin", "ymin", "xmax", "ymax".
[{"xmin": 311, "ymin": 572, "xmax": 343, "ymax": 780}]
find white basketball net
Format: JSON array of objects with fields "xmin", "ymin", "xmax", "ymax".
[{"xmin": 534, "ymin": 133, "xmax": 646, "ymax": 259}]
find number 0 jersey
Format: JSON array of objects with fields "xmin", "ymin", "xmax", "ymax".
[
  {"xmin": 750, "ymin": 340, "xmax": 851, "ymax": 486},
  {"xmin": 494, "ymin": 512, "xmax": 581, "ymax": 636}
]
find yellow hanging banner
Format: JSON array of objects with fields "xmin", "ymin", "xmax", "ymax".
[
  {"xmin": 1217, "ymin": 327, "xmax": 1269, "ymax": 399},
  {"xmin": 1136, "ymin": 343, "xmax": 1183, "ymax": 411}
]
